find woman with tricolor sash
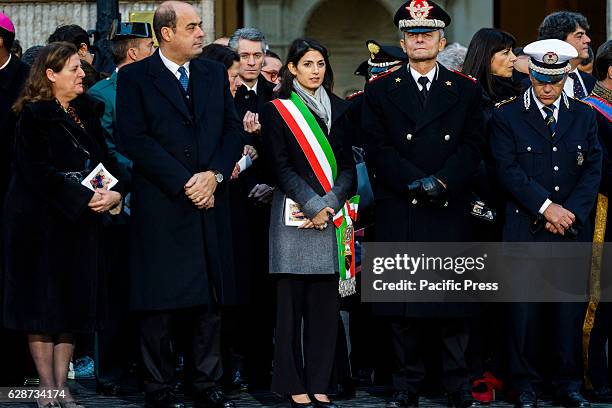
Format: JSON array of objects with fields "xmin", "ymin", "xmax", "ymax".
[
  {"xmin": 582, "ymin": 40, "xmax": 612, "ymax": 403},
  {"xmin": 260, "ymin": 38, "xmax": 356, "ymax": 408}
]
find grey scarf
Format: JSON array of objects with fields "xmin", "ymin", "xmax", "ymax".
[{"xmin": 292, "ymin": 79, "xmax": 332, "ymax": 132}]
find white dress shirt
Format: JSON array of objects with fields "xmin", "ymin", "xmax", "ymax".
[
  {"xmin": 409, "ymin": 64, "xmax": 438, "ymax": 91},
  {"xmin": 159, "ymin": 48, "xmax": 190, "ymax": 80},
  {"xmin": 563, "ymin": 68, "xmax": 587, "ymax": 98},
  {"xmin": 243, "ymin": 80, "xmax": 258, "ymax": 95}
]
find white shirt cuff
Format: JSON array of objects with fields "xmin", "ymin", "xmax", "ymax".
[{"xmin": 539, "ymin": 198, "xmax": 552, "ymax": 214}]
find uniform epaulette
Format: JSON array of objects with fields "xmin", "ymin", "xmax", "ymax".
[
  {"xmin": 494, "ymin": 96, "xmax": 517, "ymax": 109},
  {"xmin": 451, "ymin": 70, "xmax": 477, "ymax": 83},
  {"xmin": 346, "ymin": 90, "xmax": 364, "ymax": 101},
  {"xmin": 574, "ymin": 97, "xmax": 594, "ymax": 109},
  {"xmin": 368, "ymin": 69, "xmax": 395, "ymax": 83}
]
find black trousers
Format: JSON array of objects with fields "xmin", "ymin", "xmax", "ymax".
[
  {"xmin": 588, "ymin": 303, "xmax": 612, "ymax": 389},
  {"xmin": 96, "ymin": 223, "xmax": 135, "ymax": 384},
  {"xmin": 505, "ymin": 302, "xmax": 585, "ymax": 395},
  {"xmin": 390, "ymin": 318, "xmax": 470, "ymax": 394},
  {"xmin": 272, "ymin": 275, "xmax": 339, "ymax": 395},
  {"xmin": 140, "ymin": 306, "xmax": 222, "ymax": 394}
]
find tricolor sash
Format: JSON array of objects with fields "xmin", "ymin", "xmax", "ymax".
[
  {"xmin": 582, "ymin": 93, "xmax": 611, "ymax": 386},
  {"xmin": 272, "ymin": 92, "xmax": 359, "ymax": 297},
  {"xmin": 584, "ymin": 95, "xmax": 612, "ymax": 123}
]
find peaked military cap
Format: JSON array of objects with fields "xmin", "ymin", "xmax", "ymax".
[
  {"xmin": 109, "ymin": 20, "xmax": 152, "ymax": 41},
  {"xmin": 394, "ymin": 0, "xmax": 451, "ymax": 33},
  {"xmin": 355, "ymin": 39, "xmax": 408, "ymax": 77},
  {"xmin": 524, "ymin": 39, "xmax": 577, "ymax": 83}
]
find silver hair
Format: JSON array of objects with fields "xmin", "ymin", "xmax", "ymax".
[
  {"xmin": 228, "ymin": 27, "xmax": 268, "ymax": 54},
  {"xmin": 437, "ymin": 42, "xmax": 467, "ymax": 71}
]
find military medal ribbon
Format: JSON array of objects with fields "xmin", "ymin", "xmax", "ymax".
[{"xmin": 272, "ymin": 92, "xmax": 360, "ymax": 296}]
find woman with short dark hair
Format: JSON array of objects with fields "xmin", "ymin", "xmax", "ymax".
[
  {"xmin": 261, "ymin": 38, "xmax": 356, "ymax": 408},
  {"xmin": 5, "ymin": 42, "xmax": 123, "ymax": 408},
  {"xmin": 201, "ymin": 43, "xmax": 241, "ymax": 96}
]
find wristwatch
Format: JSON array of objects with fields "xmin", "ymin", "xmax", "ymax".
[{"xmin": 212, "ymin": 170, "xmax": 223, "ymax": 184}]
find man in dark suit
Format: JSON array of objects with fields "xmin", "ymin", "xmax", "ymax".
[
  {"xmin": 224, "ymin": 27, "xmax": 276, "ymax": 389},
  {"xmin": 116, "ymin": 2, "xmax": 242, "ymax": 407},
  {"xmin": 0, "ymin": 10, "xmax": 30, "ymax": 388},
  {"xmin": 491, "ymin": 39, "xmax": 602, "ymax": 408},
  {"xmin": 538, "ymin": 11, "xmax": 596, "ymax": 99},
  {"xmin": 362, "ymin": 2, "xmax": 484, "ymax": 407}
]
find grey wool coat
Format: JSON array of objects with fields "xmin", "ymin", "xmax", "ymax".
[{"xmin": 261, "ymin": 92, "xmax": 356, "ymax": 275}]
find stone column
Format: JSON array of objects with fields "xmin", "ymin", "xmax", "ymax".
[{"xmin": 199, "ymin": 0, "xmax": 215, "ymax": 44}]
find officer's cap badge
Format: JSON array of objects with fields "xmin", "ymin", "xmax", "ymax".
[
  {"xmin": 408, "ymin": 0, "xmax": 433, "ymax": 21},
  {"xmin": 542, "ymin": 52, "xmax": 559, "ymax": 64},
  {"xmin": 368, "ymin": 42, "xmax": 381, "ymax": 60}
]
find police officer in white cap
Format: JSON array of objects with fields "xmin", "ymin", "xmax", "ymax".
[{"xmin": 491, "ymin": 39, "xmax": 602, "ymax": 408}]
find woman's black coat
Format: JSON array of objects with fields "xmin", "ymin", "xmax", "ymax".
[{"xmin": 3, "ymin": 95, "xmax": 123, "ymax": 333}]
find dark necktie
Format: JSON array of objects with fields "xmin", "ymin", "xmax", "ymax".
[
  {"xmin": 542, "ymin": 105, "xmax": 557, "ymax": 137},
  {"xmin": 568, "ymin": 72, "xmax": 586, "ymax": 99},
  {"xmin": 418, "ymin": 76, "xmax": 430, "ymax": 105},
  {"xmin": 178, "ymin": 66, "xmax": 189, "ymax": 92},
  {"xmin": 244, "ymin": 89, "xmax": 256, "ymax": 100}
]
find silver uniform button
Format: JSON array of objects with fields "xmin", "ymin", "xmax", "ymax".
[
  {"xmin": 554, "ymin": 166, "xmax": 559, "ymax": 171},
  {"xmin": 406, "ymin": 133, "xmax": 412, "ymax": 141},
  {"xmin": 553, "ymin": 146, "xmax": 558, "ymax": 152},
  {"xmin": 444, "ymin": 134, "xmax": 450, "ymax": 141},
  {"xmin": 515, "ymin": 209, "xmax": 519, "ymax": 214},
  {"xmin": 411, "ymin": 198, "xmax": 418, "ymax": 205},
  {"xmin": 554, "ymin": 186, "xmax": 560, "ymax": 191},
  {"xmin": 578, "ymin": 145, "xmax": 582, "ymax": 150},
  {"xmin": 527, "ymin": 146, "xmax": 532, "ymax": 152}
]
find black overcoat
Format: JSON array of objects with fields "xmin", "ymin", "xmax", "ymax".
[
  {"xmin": 362, "ymin": 63, "xmax": 485, "ymax": 317},
  {"xmin": 116, "ymin": 51, "xmax": 243, "ymax": 311},
  {"xmin": 0, "ymin": 56, "xmax": 29, "ymax": 202},
  {"xmin": 3, "ymin": 95, "xmax": 122, "ymax": 332}
]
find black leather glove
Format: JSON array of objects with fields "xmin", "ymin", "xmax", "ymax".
[{"xmin": 406, "ymin": 176, "xmax": 448, "ymax": 208}]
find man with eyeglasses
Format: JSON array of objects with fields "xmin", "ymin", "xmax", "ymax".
[{"xmin": 262, "ymin": 50, "xmax": 282, "ymax": 85}]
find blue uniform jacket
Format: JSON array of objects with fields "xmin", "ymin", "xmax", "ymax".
[
  {"xmin": 491, "ymin": 90, "xmax": 602, "ymax": 242},
  {"xmin": 88, "ymin": 71, "xmax": 133, "ymax": 183}
]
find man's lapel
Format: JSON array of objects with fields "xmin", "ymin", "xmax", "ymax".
[
  {"xmin": 149, "ymin": 51, "xmax": 191, "ymax": 120},
  {"xmin": 414, "ymin": 65, "xmax": 458, "ymax": 132},
  {"xmin": 387, "ymin": 65, "xmax": 422, "ymax": 125},
  {"xmin": 190, "ymin": 59, "xmax": 211, "ymax": 123},
  {"xmin": 553, "ymin": 96, "xmax": 573, "ymax": 143}
]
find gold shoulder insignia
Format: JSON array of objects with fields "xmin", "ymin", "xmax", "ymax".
[
  {"xmin": 574, "ymin": 97, "xmax": 594, "ymax": 109},
  {"xmin": 494, "ymin": 96, "xmax": 517, "ymax": 109}
]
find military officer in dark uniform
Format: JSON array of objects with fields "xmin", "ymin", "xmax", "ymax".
[
  {"xmin": 335, "ymin": 39, "xmax": 408, "ymax": 393},
  {"xmin": 362, "ymin": 1, "xmax": 485, "ymax": 407},
  {"xmin": 348, "ymin": 39, "xmax": 407, "ymax": 148},
  {"xmin": 491, "ymin": 39, "xmax": 602, "ymax": 408}
]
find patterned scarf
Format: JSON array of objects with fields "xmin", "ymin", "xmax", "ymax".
[{"xmin": 592, "ymin": 82, "xmax": 612, "ymax": 105}]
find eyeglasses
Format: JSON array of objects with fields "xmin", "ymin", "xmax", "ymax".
[{"xmin": 262, "ymin": 69, "xmax": 279, "ymax": 81}]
